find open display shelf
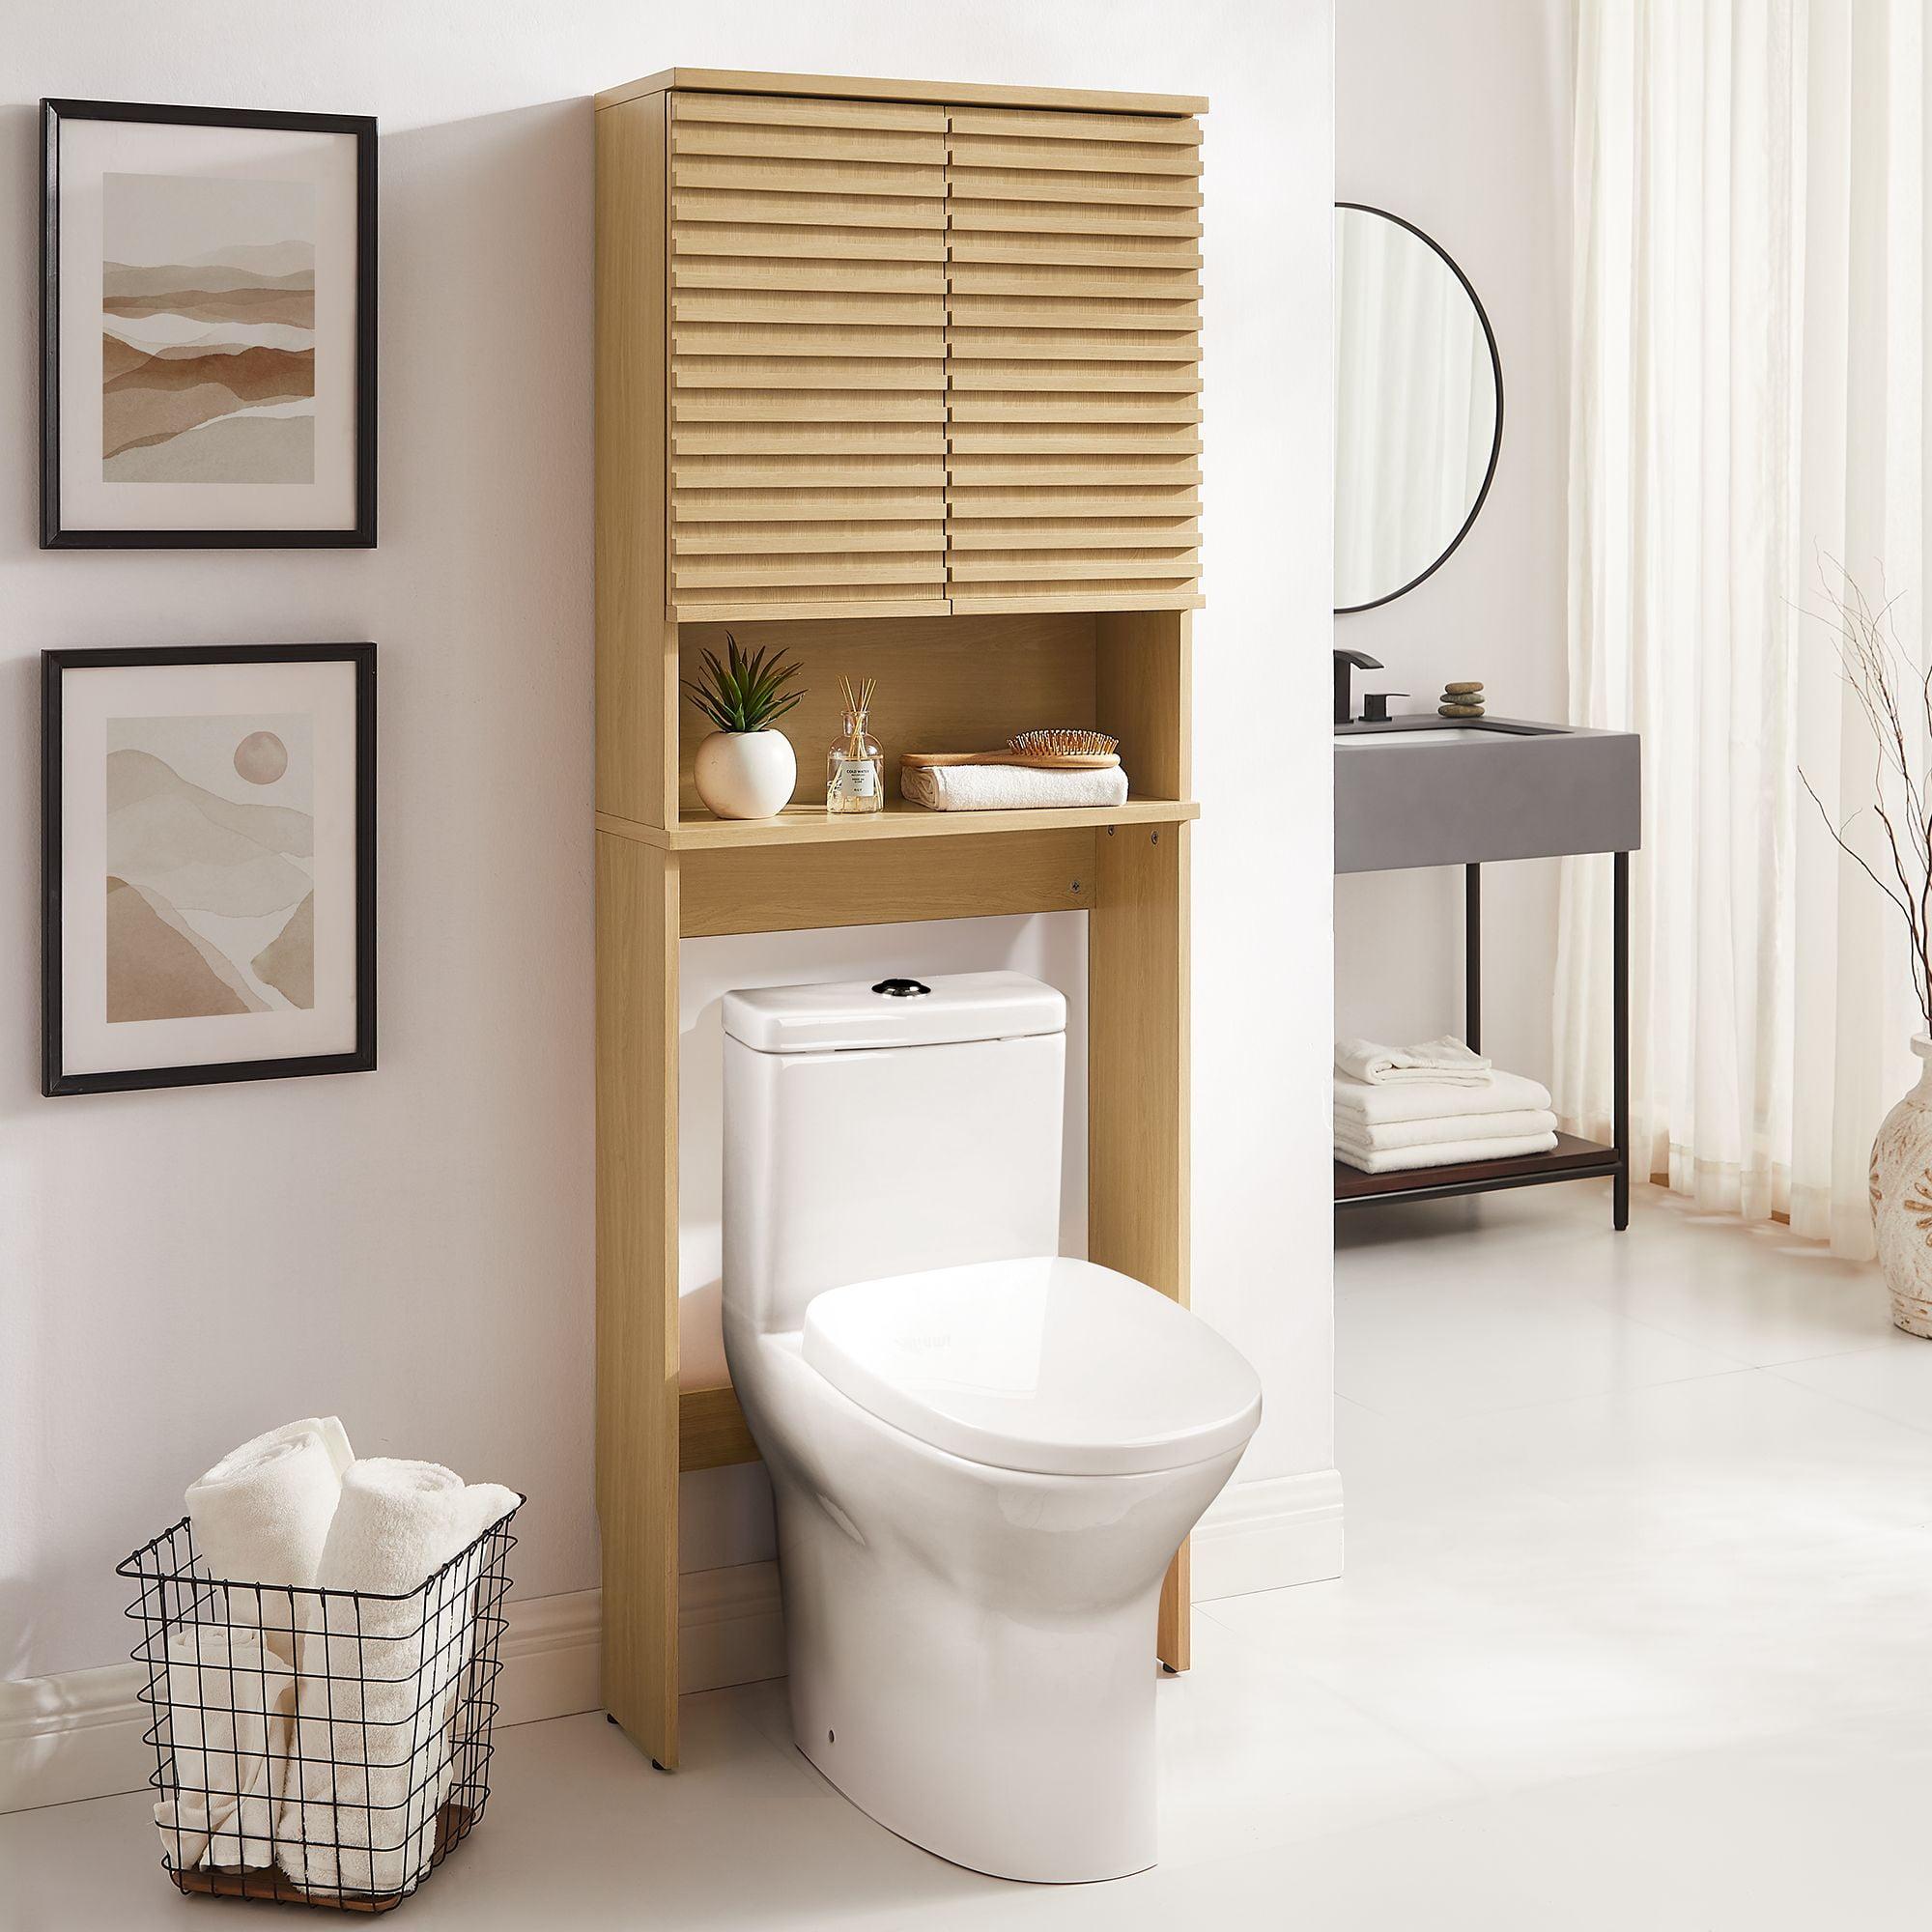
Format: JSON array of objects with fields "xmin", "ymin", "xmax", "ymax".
[
  {"xmin": 1334, "ymin": 1130, "xmax": 1621, "ymax": 1207},
  {"xmin": 598, "ymin": 795, "xmax": 1197, "ymax": 851}
]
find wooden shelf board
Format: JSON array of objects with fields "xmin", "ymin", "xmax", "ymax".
[
  {"xmin": 597, "ymin": 795, "xmax": 1198, "ymax": 852},
  {"xmin": 1334, "ymin": 1132, "xmax": 1619, "ymax": 1204},
  {"xmin": 596, "ymin": 68, "xmax": 1208, "ymax": 119}
]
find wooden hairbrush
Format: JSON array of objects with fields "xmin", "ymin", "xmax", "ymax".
[{"xmin": 900, "ymin": 728, "xmax": 1121, "ymax": 771}]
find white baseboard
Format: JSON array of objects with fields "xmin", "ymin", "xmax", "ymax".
[
  {"xmin": 1190, "ymin": 1466, "xmax": 1345, "ymax": 1602},
  {"xmin": 0, "ymin": 1560, "xmax": 785, "ymax": 1817}
]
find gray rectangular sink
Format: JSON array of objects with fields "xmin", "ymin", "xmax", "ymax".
[{"xmin": 1335, "ymin": 716, "xmax": 1640, "ymax": 873}]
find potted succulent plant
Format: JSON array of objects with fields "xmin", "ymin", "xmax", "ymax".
[{"xmin": 682, "ymin": 634, "xmax": 805, "ymax": 820}]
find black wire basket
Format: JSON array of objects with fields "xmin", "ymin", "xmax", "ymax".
[{"xmin": 118, "ymin": 1501, "xmax": 520, "ymax": 1913}]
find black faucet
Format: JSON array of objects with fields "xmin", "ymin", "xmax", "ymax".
[{"xmin": 1334, "ymin": 649, "xmax": 1382, "ymax": 726}]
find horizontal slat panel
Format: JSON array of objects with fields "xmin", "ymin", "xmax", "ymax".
[
  {"xmin": 948, "ymin": 235, "xmax": 1203, "ymax": 270},
  {"xmin": 676, "ymin": 479, "xmax": 947, "ymax": 510},
  {"xmin": 674, "ymin": 425, "xmax": 946, "ymax": 454},
  {"xmin": 675, "ymin": 399, "xmax": 942, "ymax": 425},
  {"xmin": 946, "ymin": 457, "xmax": 1203, "ymax": 486},
  {"xmin": 947, "ymin": 136, "xmax": 1202, "ymax": 177},
  {"xmin": 948, "ymin": 107, "xmax": 1201, "ymax": 146},
  {"xmin": 947, "ymin": 427, "xmax": 1204, "ymax": 454},
  {"xmin": 673, "ymin": 188, "xmax": 944, "ymax": 229},
  {"xmin": 947, "ymin": 362, "xmax": 1200, "ymax": 392},
  {"xmin": 673, "ymin": 356, "xmax": 945, "ymax": 390},
  {"xmin": 947, "ymin": 170, "xmax": 1201, "ymax": 208},
  {"xmin": 673, "ymin": 222, "xmax": 943, "ymax": 262},
  {"xmin": 674, "ymin": 293, "xmax": 946, "ymax": 327},
  {"xmin": 946, "ymin": 489, "xmax": 1201, "ymax": 518},
  {"xmin": 947, "ymin": 328, "xmax": 1198, "ymax": 361},
  {"xmin": 672, "ymin": 591, "xmax": 950, "ymax": 620},
  {"xmin": 947, "ymin": 265, "xmax": 1202, "ymax": 299},
  {"xmin": 675, "ymin": 322, "xmax": 946, "ymax": 357},
  {"xmin": 949, "ymin": 553, "xmax": 1197, "ymax": 582},
  {"xmin": 948, "ymin": 589, "xmax": 1204, "ymax": 614},
  {"xmin": 674, "ymin": 259, "xmax": 943, "ymax": 294},
  {"xmin": 949, "ymin": 394, "xmax": 1203, "ymax": 423},
  {"xmin": 674, "ymin": 521, "xmax": 942, "ymax": 554},
  {"xmin": 676, "ymin": 456, "xmax": 946, "ymax": 488},
  {"xmin": 947, "ymin": 520, "xmax": 1198, "ymax": 550},
  {"xmin": 676, "ymin": 554, "xmax": 941, "ymax": 588},
  {"xmin": 948, "ymin": 200, "xmax": 1203, "ymax": 238},
  {"xmin": 672, "ymin": 93, "xmax": 945, "ymax": 134},
  {"xmin": 672, "ymin": 156, "xmax": 945, "ymax": 197},
  {"xmin": 674, "ymin": 125, "xmax": 944, "ymax": 166},
  {"xmin": 945, "ymin": 295, "xmax": 1198, "ymax": 329}
]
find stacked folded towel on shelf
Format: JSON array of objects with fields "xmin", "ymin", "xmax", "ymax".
[{"xmin": 1334, "ymin": 1037, "xmax": 1557, "ymax": 1172}]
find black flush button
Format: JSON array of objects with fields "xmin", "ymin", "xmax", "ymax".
[{"xmin": 872, "ymin": 978, "xmax": 931, "ymax": 998}]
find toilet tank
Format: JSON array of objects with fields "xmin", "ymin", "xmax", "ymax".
[{"xmin": 722, "ymin": 971, "xmax": 1065, "ymax": 1336}]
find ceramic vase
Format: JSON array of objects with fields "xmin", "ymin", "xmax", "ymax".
[
  {"xmin": 1869, "ymin": 1034, "xmax": 1932, "ymax": 1337},
  {"xmin": 693, "ymin": 729, "xmax": 796, "ymax": 820}
]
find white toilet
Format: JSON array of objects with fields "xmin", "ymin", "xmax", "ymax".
[{"xmin": 721, "ymin": 969, "xmax": 1263, "ymax": 1883}]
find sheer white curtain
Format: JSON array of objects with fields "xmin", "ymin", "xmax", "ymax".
[{"xmin": 1558, "ymin": 0, "xmax": 1931, "ymax": 1252}]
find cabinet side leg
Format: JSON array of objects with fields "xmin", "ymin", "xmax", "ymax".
[
  {"xmin": 1091, "ymin": 822, "xmax": 1191, "ymax": 1671},
  {"xmin": 1613, "ymin": 850, "xmax": 1631, "ymax": 1232},
  {"xmin": 596, "ymin": 833, "xmax": 681, "ymax": 1764}
]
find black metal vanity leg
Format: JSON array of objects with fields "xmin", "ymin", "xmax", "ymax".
[
  {"xmin": 1612, "ymin": 851, "xmax": 1631, "ymax": 1231},
  {"xmin": 1464, "ymin": 864, "xmax": 1481, "ymax": 1054}
]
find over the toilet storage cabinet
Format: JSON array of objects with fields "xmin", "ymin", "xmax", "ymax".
[{"xmin": 595, "ymin": 69, "xmax": 1206, "ymax": 1771}]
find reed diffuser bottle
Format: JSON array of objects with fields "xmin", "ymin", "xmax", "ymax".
[{"xmin": 826, "ymin": 675, "xmax": 883, "ymax": 815}]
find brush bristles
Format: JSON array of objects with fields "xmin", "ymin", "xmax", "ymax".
[{"xmin": 1007, "ymin": 727, "xmax": 1119, "ymax": 757}]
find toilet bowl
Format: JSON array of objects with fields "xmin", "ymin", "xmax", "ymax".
[{"xmin": 721, "ymin": 972, "xmax": 1263, "ymax": 1883}]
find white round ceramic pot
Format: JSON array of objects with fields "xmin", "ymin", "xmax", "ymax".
[
  {"xmin": 1869, "ymin": 1034, "xmax": 1932, "ymax": 1337},
  {"xmin": 693, "ymin": 729, "xmax": 796, "ymax": 820}
]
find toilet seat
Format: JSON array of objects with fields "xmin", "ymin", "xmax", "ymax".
[{"xmin": 801, "ymin": 1256, "xmax": 1263, "ymax": 1477}]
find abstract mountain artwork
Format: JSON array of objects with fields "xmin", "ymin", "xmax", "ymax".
[
  {"xmin": 101, "ymin": 172, "xmax": 316, "ymax": 485},
  {"xmin": 104, "ymin": 714, "xmax": 316, "ymax": 1022}
]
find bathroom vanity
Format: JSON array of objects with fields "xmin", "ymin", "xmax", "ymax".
[
  {"xmin": 593, "ymin": 69, "xmax": 1207, "ymax": 1771},
  {"xmin": 1333, "ymin": 714, "xmax": 1638, "ymax": 1225}
]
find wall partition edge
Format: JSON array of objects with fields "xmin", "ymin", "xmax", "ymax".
[{"xmin": 595, "ymin": 68, "xmax": 1206, "ymax": 1770}]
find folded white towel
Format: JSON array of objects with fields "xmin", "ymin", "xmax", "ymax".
[
  {"xmin": 1335, "ymin": 1108, "xmax": 1559, "ymax": 1154},
  {"xmin": 1334, "ymin": 1066, "xmax": 1553, "ymax": 1127},
  {"xmin": 153, "ymin": 1624, "xmax": 296, "ymax": 1872},
  {"xmin": 900, "ymin": 763, "xmax": 1130, "ymax": 811},
  {"xmin": 1336, "ymin": 1129, "xmax": 1560, "ymax": 1174},
  {"xmin": 1334, "ymin": 1036, "xmax": 1492, "ymax": 1085},
  {"xmin": 280, "ymin": 1461, "xmax": 518, "ymax": 1897},
  {"xmin": 186, "ymin": 1417, "xmax": 355, "ymax": 1660}
]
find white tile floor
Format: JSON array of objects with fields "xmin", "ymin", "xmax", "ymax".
[{"xmin": 11, "ymin": 1185, "xmax": 1932, "ymax": 1929}]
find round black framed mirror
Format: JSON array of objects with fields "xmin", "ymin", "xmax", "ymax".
[{"xmin": 1333, "ymin": 204, "xmax": 1504, "ymax": 614}]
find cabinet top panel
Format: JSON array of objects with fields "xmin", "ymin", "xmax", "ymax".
[{"xmin": 595, "ymin": 68, "xmax": 1208, "ymax": 119}]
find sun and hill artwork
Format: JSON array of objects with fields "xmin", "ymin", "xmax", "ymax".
[
  {"xmin": 104, "ymin": 715, "xmax": 316, "ymax": 1023},
  {"xmin": 100, "ymin": 170, "xmax": 316, "ymax": 484}
]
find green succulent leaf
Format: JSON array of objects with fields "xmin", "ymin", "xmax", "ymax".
[{"xmin": 681, "ymin": 631, "xmax": 808, "ymax": 733}]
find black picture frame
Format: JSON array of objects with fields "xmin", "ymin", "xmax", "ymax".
[
  {"xmin": 1333, "ymin": 201, "xmax": 1505, "ymax": 616},
  {"xmin": 40, "ymin": 98, "xmax": 378, "ymax": 549},
  {"xmin": 43, "ymin": 643, "xmax": 378, "ymax": 1096}
]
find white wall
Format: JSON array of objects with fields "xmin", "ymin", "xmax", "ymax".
[
  {"xmin": 1, "ymin": 0, "xmax": 1334, "ymax": 1683},
  {"xmin": 1333, "ymin": 0, "xmax": 1572, "ymax": 1084}
]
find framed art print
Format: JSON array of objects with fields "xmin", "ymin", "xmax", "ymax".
[
  {"xmin": 41, "ymin": 99, "xmax": 376, "ymax": 548},
  {"xmin": 43, "ymin": 645, "xmax": 376, "ymax": 1095}
]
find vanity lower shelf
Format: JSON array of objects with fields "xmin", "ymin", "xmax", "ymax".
[
  {"xmin": 597, "ymin": 797, "xmax": 1198, "ymax": 852},
  {"xmin": 1334, "ymin": 1131, "xmax": 1621, "ymax": 1208}
]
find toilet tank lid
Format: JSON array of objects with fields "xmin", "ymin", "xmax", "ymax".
[{"xmin": 723, "ymin": 970, "xmax": 1065, "ymax": 1054}]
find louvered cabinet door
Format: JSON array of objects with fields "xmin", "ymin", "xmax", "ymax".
[
  {"xmin": 944, "ymin": 107, "xmax": 1205, "ymax": 613},
  {"xmin": 668, "ymin": 93, "xmax": 951, "ymax": 619}
]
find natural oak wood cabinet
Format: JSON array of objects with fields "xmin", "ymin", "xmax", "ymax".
[{"xmin": 595, "ymin": 68, "xmax": 1205, "ymax": 1774}]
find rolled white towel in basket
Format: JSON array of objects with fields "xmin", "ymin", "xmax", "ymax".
[
  {"xmin": 185, "ymin": 1417, "xmax": 355, "ymax": 1661},
  {"xmin": 900, "ymin": 762, "xmax": 1129, "ymax": 811},
  {"xmin": 279, "ymin": 1461, "xmax": 518, "ymax": 1897},
  {"xmin": 153, "ymin": 1623, "xmax": 296, "ymax": 1872}
]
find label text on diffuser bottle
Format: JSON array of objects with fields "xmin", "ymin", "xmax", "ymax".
[{"xmin": 832, "ymin": 759, "xmax": 877, "ymax": 799}]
